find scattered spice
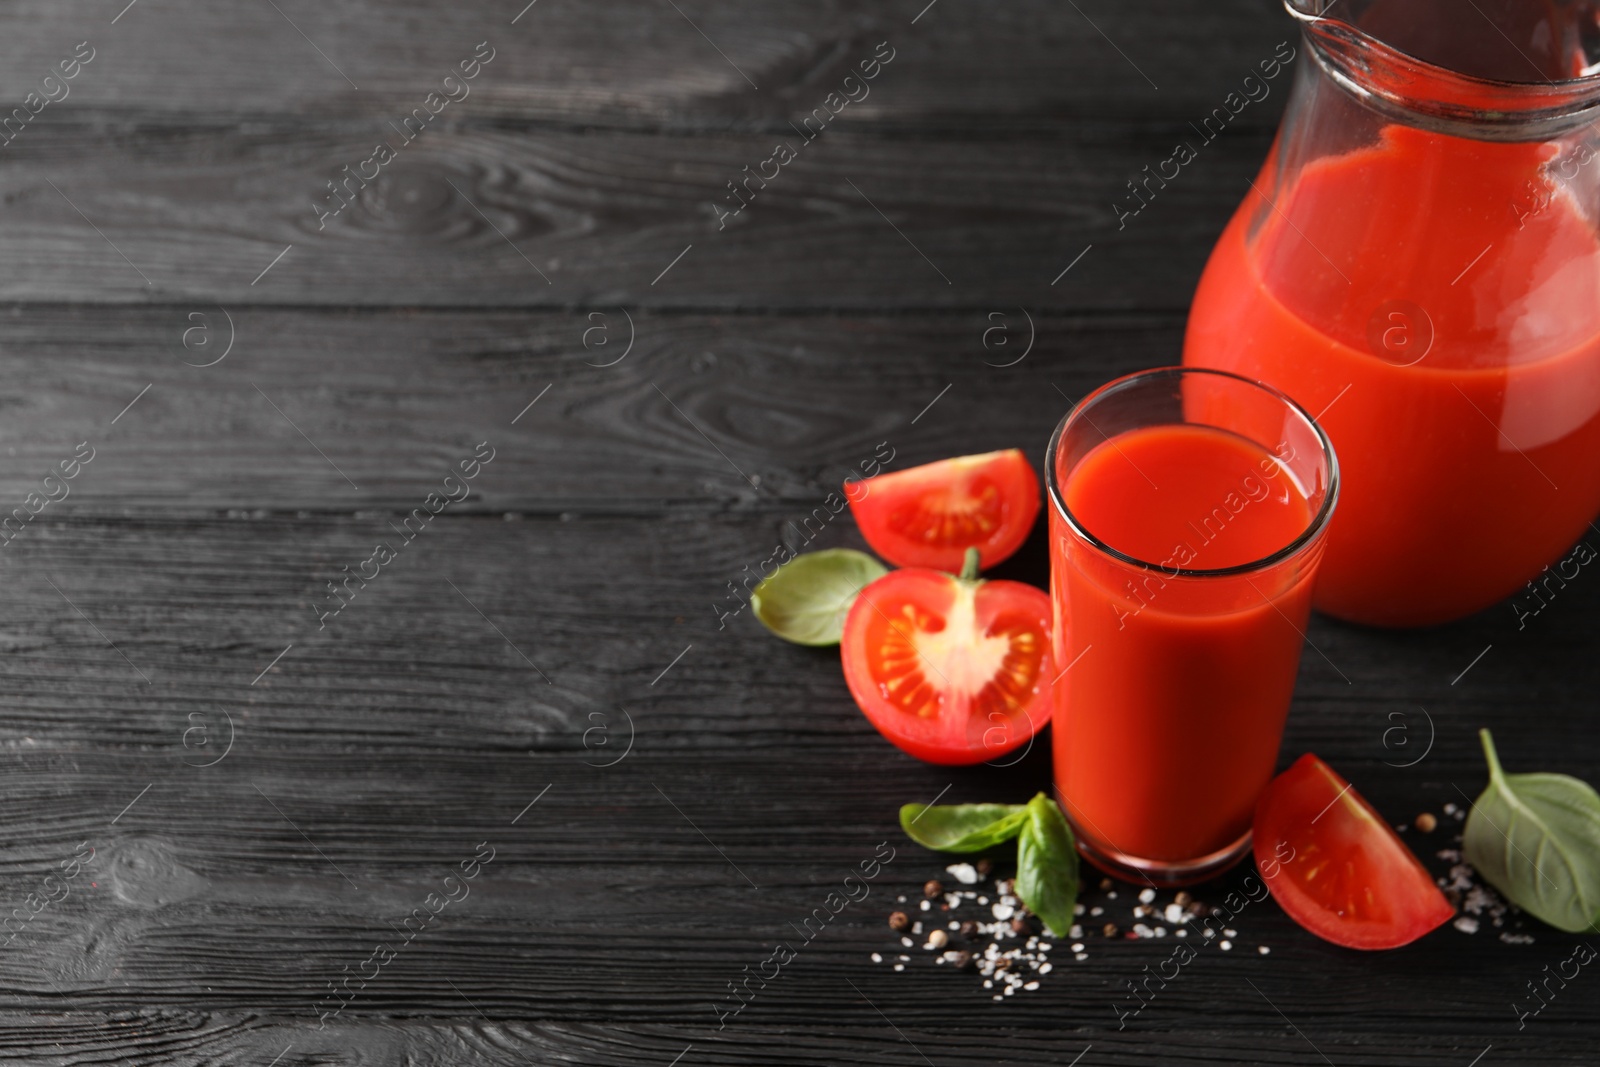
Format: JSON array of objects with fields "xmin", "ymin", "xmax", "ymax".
[
  {"xmin": 1436, "ymin": 845, "xmax": 1533, "ymax": 941},
  {"xmin": 924, "ymin": 879, "xmax": 944, "ymax": 899},
  {"xmin": 877, "ymin": 856, "xmax": 1457, "ymax": 996},
  {"xmin": 945, "ymin": 862, "xmax": 980, "ymax": 885},
  {"xmin": 1415, "ymin": 812, "xmax": 1438, "ymax": 833},
  {"xmin": 976, "ymin": 858, "xmax": 993, "ymax": 876},
  {"xmin": 888, "ymin": 911, "xmax": 910, "ymax": 932}
]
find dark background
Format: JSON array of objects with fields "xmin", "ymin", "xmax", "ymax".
[{"xmin": 0, "ymin": 0, "xmax": 1593, "ymax": 1062}]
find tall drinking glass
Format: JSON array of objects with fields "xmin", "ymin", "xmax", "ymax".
[{"xmin": 1047, "ymin": 367, "xmax": 1338, "ymax": 885}]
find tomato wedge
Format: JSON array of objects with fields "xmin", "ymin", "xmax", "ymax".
[
  {"xmin": 1254, "ymin": 754, "xmax": 1454, "ymax": 950},
  {"xmin": 840, "ymin": 552, "xmax": 1053, "ymax": 765},
  {"xmin": 848, "ymin": 449, "xmax": 1040, "ymax": 572}
]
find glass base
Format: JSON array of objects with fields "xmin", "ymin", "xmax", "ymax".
[{"xmin": 1073, "ymin": 824, "xmax": 1253, "ymax": 888}]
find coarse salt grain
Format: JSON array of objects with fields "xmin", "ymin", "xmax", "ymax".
[
  {"xmin": 1454, "ymin": 916, "xmax": 1480, "ymax": 934},
  {"xmin": 1164, "ymin": 904, "xmax": 1185, "ymax": 924},
  {"xmin": 894, "ymin": 963, "xmax": 905, "ymax": 971},
  {"xmin": 1138, "ymin": 888, "xmax": 1156, "ymax": 904},
  {"xmin": 946, "ymin": 862, "xmax": 980, "ymax": 885},
  {"xmin": 1025, "ymin": 981, "xmax": 1040, "ymax": 991},
  {"xmin": 1074, "ymin": 952, "xmax": 1088, "ymax": 961},
  {"xmin": 871, "ymin": 953, "xmax": 883, "ymax": 963},
  {"xmin": 949, "ymin": 921, "xmax": 960, "ymax": 931},
  {"xmin": 1039, "ymin": 943, "xmax": 1052, "ymax": 952},
  {"xmin": 912, "ymin": 921, "xmax": 923, "ymax": 935},
  {"xmin": 1090, "ymin": 906, "xmax": 1104, "ymax": 917},
  {"xmin": 1258, "ymin": 946, "xmax": 1270, "ymax": 955},
  {"xmin": 1107, "ymin": 891, "xmax": 1118, "ymax": 899},
  {"xmin": 993, "ymin": 902, "xmax": 1015, "ymax": 920},
  {"xmin": 901, "ymin": 937, "xmax": 913, "ymax": 948},
  {"xmin": 1039, "ymin": 962, "xmax": 1053, "ymax": 974},
  {"xmin": 1224, "ymin": 928, "xmax": 1238, "ymax": 938},
  {"xmin": 1220, "ymin": 940, "xmax": 1233, "ymax": 951},
  {"xmin": 1176, "ymin": 929, "xmax": 1188, "ymax": 938},
  {"xmin": 1203, "ymin": 928, "xmax": 1216, "ymax": 938},
  {"xmin": 1070, "ymin": 942, "xmax": 1084, "ymax": 952},
  {"xmin": 978, "ymin": 896, "xmax": 989, "ymax": 905},
  {"xmin": 919, "ymin": 900, "xmax": 931, "ymax": 912}
]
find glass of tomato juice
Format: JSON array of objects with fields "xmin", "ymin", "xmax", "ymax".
[{"xmin": 1047, "ymin": 367, "xmax": 1338, "ymax": 885}]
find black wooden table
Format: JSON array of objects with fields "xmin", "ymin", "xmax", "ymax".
[{"xmin": 0, "ymin": 0, "xmax": 1594, "ymax": 1063}]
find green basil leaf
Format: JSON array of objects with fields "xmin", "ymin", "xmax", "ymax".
[
  {"xmin": 1463, "ymin": 729, "xmax": 1600, "ymax": 933},
  {"xmin": 899, "ymin": 802, "xmax": 1028, "ymax": 852},
  {"xmin": 750, "ymin": 549, "xmax": 888, "ymax": 646},
  {"xmin": 1015, "ymin": 793, "xmax": 1079, "ymax": 938}
]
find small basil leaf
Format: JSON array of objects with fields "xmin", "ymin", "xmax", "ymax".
[
  {"xmin": 899, "ymin": 802, "xmax": 1028, "ymax": 852},
  {"xmin": 1015, "ymin": 792, "xmax": 1079, "ymax": 938},
  {"xmin": 1464, "ymin": 729, "xmax": 1600, "ymax": 933},
  {"xmin": 750, "ymin": 549, "xmax": 888, "ymax": 646}
]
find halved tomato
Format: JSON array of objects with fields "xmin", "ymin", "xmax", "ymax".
[
  {"xmin": 1254, "ymin": 754, "xmax": 1454, "ymax": 950},
  {"xmin": 848, "ymin": 449, "xmax": 1040, "ymax": 572},
  {"xmin": 840, "ymin": 552, "xmax": 1053, "ymax": 765}
]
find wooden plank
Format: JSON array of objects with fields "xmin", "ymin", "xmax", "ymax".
[
  {"xmin": 0, "ymin": 307, "xmax": 1183, "ymax": 509},
  {"xmin": 0, "ymin": 1015, "xmax": 1574, "ymax": 1066},
  {"xmin": 0, "ymin": 0, "xmax": 1298, "ymax": 127},
  {"xmin": 0, "ymin": 122, "xmax": 1268, "ymax": 306},
  {"xmin": 1, "ymin": 509, "xmax": 1570, "ymax": 756},
  {"xmin": 0, "ymin": 488, "xmax": 1586, "ymax": 1056}
]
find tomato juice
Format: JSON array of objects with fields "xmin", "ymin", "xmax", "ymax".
[
  {"xmin": 1185, "ymin": 125, "xmax": 1600, "ymax": 625},
  {"xmin": 1048, "ymin": 376, "xmax": 1335, "ymax": 882}
]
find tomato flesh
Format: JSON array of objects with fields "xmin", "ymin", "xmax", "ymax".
[
  {"xmin": 848, "ymin": 449, "xmax": 1040, "ymax": 572},
  {"xmin": 1254, "ymin": 754, "xmax": 1454, "ymax": 950},
  {"xmin": 841, "ymin": 567, "xmax": 1053, "ymax": 765}
]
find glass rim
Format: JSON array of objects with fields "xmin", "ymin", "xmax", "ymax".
[
  {"xmin": 1045, "ymin": 366, "xmax": 1341, "ymax": 580},
  {"xmin": 1286, "ymin": 1, "xmax": 1600, "ymax": 138}
]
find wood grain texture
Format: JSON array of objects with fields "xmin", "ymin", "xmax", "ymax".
[
  {"xmin": 0, "ymin": 307, "xmax": 1182, "ymax": 507},
  {"xmin": 0, "ymin": 0, "xmax": 1294, "ymax": 127},
  {"xmin": 0, "ymin": 508, "xmax": 1587, "ymax": 1051},
  {"xmin": 0, "ymin": 122, "xmax": 1269, "ymax": 306},
  {"xmin": 0, "ymin": 0, "xmax": 1594, "ymax": 1061}
]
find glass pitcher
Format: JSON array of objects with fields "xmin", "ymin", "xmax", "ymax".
[{"xmin": 1183, "ymin": 0, "xmax": 1600, "ymax": 627}]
